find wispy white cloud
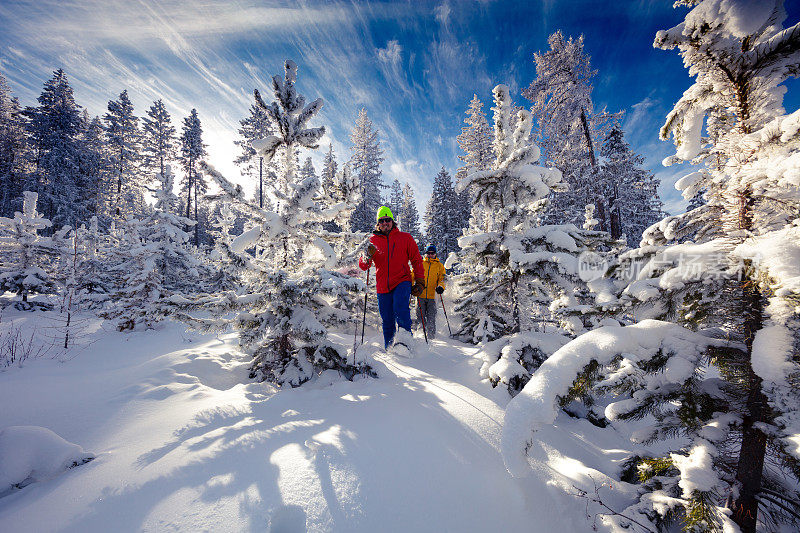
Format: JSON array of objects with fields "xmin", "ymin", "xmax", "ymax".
[
  {"xmin": 377, "ymin": 40, "xmax": 403, "ymax": 66},
  {"xmin": 376, "ymin": 39, "xmax": 415, "ymax": 100},
  {"xmin": 386, "ymin": 157, "xmax": 433, "ymax": 207},
  {"xmin": 389, "ymin": 159, "xmax": 421, "ymax": 177},
  {"xmin": 434, "ymin": 3, "xmax": 452, "ymax": 25},
  {"xmin": 425, "ymin": 39, "xmax": 491, "ymax": 101},
  {"xmin": 0, "ymin": 1, "xmax": 352, "ymax": 48},
  {"xmin": 623, "ymin": 96, "xmax": 656, "ymax": 138}
]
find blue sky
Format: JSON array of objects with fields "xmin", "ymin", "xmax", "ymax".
[{"xmin": 1, "ymin": 0, "xmax": 798, "ymax": 216}]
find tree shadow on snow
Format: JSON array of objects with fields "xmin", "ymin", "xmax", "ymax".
[{"xmin": 69, "ymin": 359, "xmax": 516, "ymax": 532}]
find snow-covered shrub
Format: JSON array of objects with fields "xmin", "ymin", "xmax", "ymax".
[
  {"xmin": 66, "ymin": 218, "xmax": 111, "ymax": 309},
  {"xmin": 480, "ymin": 331, "xmax": 570, "ymax": 396},
  {"xmin": 0, "ymin": 192, "xmax": 57, "ymax": 309},
  {"xmin": 0, "ymin": 319, "xmax": 53, "ymax": 369}
]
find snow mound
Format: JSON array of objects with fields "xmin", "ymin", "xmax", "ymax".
[
  {"xmin": 0, "ymin": 426, "xmax": 94, "ymax": 493},
  {"xmin": 501, "ymin": 320, "xmax": 726, "ymax": 477}
]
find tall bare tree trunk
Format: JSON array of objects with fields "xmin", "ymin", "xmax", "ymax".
[
  {"xmin": 581, "ymin": 106, "xmax": 618, "ymax": 235},
  {"xmin": 185, "ymin": 164, "xmax": 192, "ymax": 219},
  {"xmin": 194, "ymin": 179, "xmax": 199, "ymax": 246},
  {"xmin": 730, "ymin": 186, "xmax": 769, "ymax": 533},
  {"xmin": 609, "ymin": 184, "xmax": 621, "ymax": 240},
  {"xmin": 579, "ymin": 107, "xmax": 596, "ymax": 168}
]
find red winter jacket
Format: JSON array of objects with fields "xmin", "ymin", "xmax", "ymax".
[{"xmin": 358, "ymin": 226, "xmax": 424, "ymax": 294}]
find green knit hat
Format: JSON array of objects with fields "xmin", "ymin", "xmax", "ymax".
[{"xmin": 376, "ymin": 206, "xmax": 394, "ymax": 221}]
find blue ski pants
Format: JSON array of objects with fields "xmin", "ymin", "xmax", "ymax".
[{"xmin": 377, "ymin": 281, "xmax": 412, "ymax": 349}]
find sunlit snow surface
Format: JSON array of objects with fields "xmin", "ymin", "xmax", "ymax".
[{"xmin": 0, "ymin": 309, "xmax": 639, "ymax": 532}]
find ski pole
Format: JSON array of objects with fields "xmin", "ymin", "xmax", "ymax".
[
  {"xmin": 439, "ymin": 293, "xmax": 452, "ymax": 336},
  {"xmin": 417, "ymin": 296, "xmax": 429, "ymax": 344},
  {"xmin": 352, "ymin": 274, "xmax": 363, "ymax": 358},
  {"xmin": 361, "ymin": 266, "xmax": 370, "ymax": 346}
]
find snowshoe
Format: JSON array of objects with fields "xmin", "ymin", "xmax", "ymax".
[
  {"xmin": 390, "ymin": 341, "xmax": 411, "ymax": 357},
  {"xmin": 389, "ymin": 329, "xmax": 418, "ymax": 358}
]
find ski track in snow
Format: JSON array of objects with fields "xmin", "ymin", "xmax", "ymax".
[{"xmin": 0, "ymin": 315, "xmax": 590, "ymax": 532}]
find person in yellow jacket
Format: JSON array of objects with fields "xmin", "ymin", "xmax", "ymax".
[{"xmin": 414, "ymin": 244, "xmax": 445, "ymax": 339}]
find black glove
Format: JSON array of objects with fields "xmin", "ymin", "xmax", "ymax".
[{"xmin": 435, "ymin": 286, "xmax": 444, "ymax": 295}]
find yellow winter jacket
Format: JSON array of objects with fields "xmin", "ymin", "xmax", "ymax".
[{"xmin": 415, "ymin": 257, "xmax": 445, "ymax": 299}]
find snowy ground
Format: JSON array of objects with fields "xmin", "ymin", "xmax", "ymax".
[{"xmin": 0, "ymin": 309, "xmax": 637, "ymax": 532}]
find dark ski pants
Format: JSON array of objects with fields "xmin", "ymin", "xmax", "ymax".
[
  {"xmin": 377, "ymin": 280, "xmax": 412, "ymax": 349},
  {"xmin": 417, "ymin": 297, "xmax": 437, "ymax": 339}
]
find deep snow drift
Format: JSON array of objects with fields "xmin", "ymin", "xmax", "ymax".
[{"xmin": 0, "ymin": 309, "xmax": 640, "ymax": 532}]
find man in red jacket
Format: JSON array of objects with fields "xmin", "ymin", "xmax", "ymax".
[{"xmin": 359, "ymin": 206, "xmax": 425, "ymax": 349}]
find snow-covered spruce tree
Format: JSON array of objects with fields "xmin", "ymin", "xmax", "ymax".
[
  {"xmin": 300, "ymin": 156, "xmax": 316, "ymax": 182},
  {"xmin": 205, "ymin": 202, "xmax": 243, "ymax": 292},
  {"xmin": 320, "ymin": 144, "xmax": 337, "ymax": 195},
  {"xmin": 70, "ymin": 217, "xmax": 109, "ymax": 308},
  {"xmin": 0, "ymin": 72, "xmax": 27, "ymax": 218},
  {"xmin": 457, "ymin": 94, "xmax": 495, "ymax": 177},
  {"xmin": 141, "ymin": 99, "xmax": 177, "ymax": 184},
  {"xmin": 178, "ymin": 60, "xmax": 372, "ymax": 386},
  {"xmin": 524, "ymin": 31, "xmax": 620, "ymax": 233},
  {"xmin": 452, "ymin": 94, "xmax": 624, "ymax": 396},
  {"xmin": 144, "ymin": 165, "xmax": 200, "ymax": 293},
  {"xmin": 348, "ymin": 108, "xmax": 385, "ymax": 233},
  {"xmin": 388, "ymin": 178, "xmax": 404, "ymax": 223},
  {"xmin": 652, "ymin": 2, "xmax": 800, "ymax": 529},
  {"xmin": 456, "ymin": 94, "xmax": 494, "ymax": 233},
  {"xmin": 179, "ymin": 109, "xmax": 207, "ymax": 246},
  {"xmin": 101, "ymin": 215, "xmax": 165, "ymax": 331},
  {"xmin": 400, "ymin": 183, "xmax": 423, "ymax": 244},
  {"xmin": 600, "ymin": 126, "xmax": 663, "ymax": 246},
  {"xmin": 504, "ymin": 3, "xmax": 800, "ymax": 531},
  {"xmin": 23, "ymin": 69, "xmax": 88, "ymax": 228},
  {"xmin": 0, "ymin": 191, "xmax": 56, "ymax": 309},
  {"xmin": 469, "ymin": 217, "xmax": 624, "ymax": 396},
  {"xmin": 316, "ymin": 162, "xmax": 362, "ymax": 238},
  {"xmin": 102, "ymin": 166, "xmax": 200, "ymax": 329},
  {"xmin": 424, "ymin": 167, "xmax": 459, "ymax": 259},
  {"xmin": 104, "ymin": 90, "xmax": 143, "ymax": 222},
  {"xmin": 312, "ymin": 161, "xmax": 371, "ymax": 325},
  {"xmin": 77, "ymin": 115, "xmax": 108, "ymax": 224},
  {"xmin": 317, "ymin": 144, "xmax": 340, "ymax": 232},
  {"xmin": 450, "ymin": 85, "xmax": 564, "ymax": 386}
]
